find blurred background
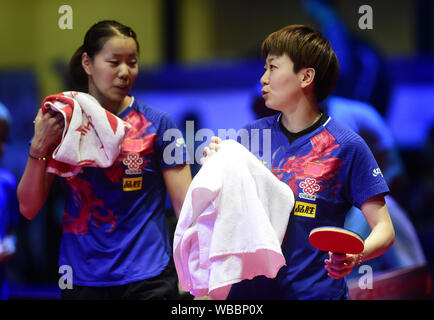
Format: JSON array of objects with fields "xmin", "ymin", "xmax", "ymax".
[{"xmin": 0, "ymin": 0, "xmax": 433, "ymax": 299}]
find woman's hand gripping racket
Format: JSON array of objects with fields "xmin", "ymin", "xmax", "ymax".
[{"xmin": 309, "ymin": 226, "xmax": 365, "ymax": 279}]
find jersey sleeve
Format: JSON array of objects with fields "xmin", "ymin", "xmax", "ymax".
[
  {"xmin": 344, "ymin": 138, "xmax": 390, "ymax": 209},
  {"xmin": 155, "ymin": 112, "xmax": 190, "ymax": 171}
]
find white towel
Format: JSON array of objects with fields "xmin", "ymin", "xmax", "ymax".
[
  {"xmin": 173, "ymin": 139, "xmax": 294, "ymax": 300},
  {"xmin": 42, "ymin": 91, "xmax": 130, "ymax": 178}
]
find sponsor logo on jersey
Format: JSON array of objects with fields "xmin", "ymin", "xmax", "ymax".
[
  {"xmin": 372, "ymin": 168, "xmax": 383, "ymax": 177},
  {"xmin": 293, "ymin": 201, "xmax": 317, "ymax": 218},
  {"xmin": 298, "ymin": 177, "xmax": 320, "ymax": 201},
  {"xmin": 123, "ymin": 177, "xmax": 143, "ymax": 191},
  {"xmin": 123, "ymin": 152, "xmax": 143, "ymax": 175}
]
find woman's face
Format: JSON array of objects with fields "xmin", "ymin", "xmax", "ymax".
[
  {"xmin": 83, "ymin": 35, "xmax": 138, "ymax": 107},
  {"xmin": 260, "ymin": 53, "xmax": 303, "ymax": 111}
]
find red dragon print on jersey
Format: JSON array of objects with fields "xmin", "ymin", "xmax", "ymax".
[
  {"xmin": 62, "ymin": 177, "xmax": 118, "ymax": 234},
  {"xmin": 271, "ymin": 130, "xmax": 343, "ymax": 197},
  {"xmin": 104, "ymin": 109, "xmax": 157, "ymax": 183},
  {"xmin": 62, "ymin": 110, "xmax": 156, "ymax": 234}
]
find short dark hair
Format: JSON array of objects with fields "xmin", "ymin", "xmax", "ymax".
[
  {"xmin": 261, "ymin": 24, "xmax": 339, "ymax": 102},
  {"xmin": 69, "ymin": 20, "xmax": 139, "ymax": 91}
]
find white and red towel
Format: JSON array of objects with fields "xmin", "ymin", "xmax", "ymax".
[
  {"xmin": 173, "ymin": 139, "xmax": 294, "ymax": 300},
  {"xmin": 42, "ymin": 91, "xmax": 130, "ymax": 178}
]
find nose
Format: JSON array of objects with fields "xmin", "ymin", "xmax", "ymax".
[
  {"xmin": 118, "ymin": 63, "xmax": 129, "ymax": 79},
  {"xmin": 260, "ymin": 70, "xmax": 269, "ymax": 86}
]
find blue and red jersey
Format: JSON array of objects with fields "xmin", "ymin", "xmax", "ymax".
[
  {"xmin": 59, "ymin": 97, "xmax": 188, "ymax": 286},
  {"xmin": 229, "ymin": 113, "xmax": 389, "ymax": 299}
]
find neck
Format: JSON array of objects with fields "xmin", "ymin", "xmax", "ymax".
[
  {"xmin": 88, "ymin": 84, "xmax": 131, "ymax": 115},
  {"xmin": 103, "ymin": 96, "xmax": 131, "ymax": 115},
  {"xmin": 280, "ymin": 95, "xmax": 321, "ymax": 133}
]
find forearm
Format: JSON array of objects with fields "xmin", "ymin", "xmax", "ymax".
[
  {"xmin": 359, "ymin": 220, "xmax": 395, "ymax": 263},
  {"xmin": 18, "ymin": 108, "xmax": 64, "ymax": 219},
  {"xmin": 359, "ymin": 197, "xmax": 395, "ymax": 264},
  {"xmin": 17, "ymin": 153, "xmax": 54, "ymax": 220},
  {"xmin": 170, "ymin": 178, "xmax": 191, "ymax": 219}
]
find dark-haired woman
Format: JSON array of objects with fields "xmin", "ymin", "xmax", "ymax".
[{"xmin": 17, "ymin": 20, "xmax": 191, "ymax": 300}]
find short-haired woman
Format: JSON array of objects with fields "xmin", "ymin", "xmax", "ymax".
[{"xmin": 204, "ymin": 25, "xmax": 395, "ymax": 300}]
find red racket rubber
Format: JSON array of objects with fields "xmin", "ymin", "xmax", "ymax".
[{"xmin": 309, "ymin": 226, "xmax": 364, "ymax": 254}]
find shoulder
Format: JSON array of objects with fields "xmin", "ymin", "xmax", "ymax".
[
  {"xmin": 131, "ymin": 97, "xmax": 173, "ymax": 122},
  {"xmin": 325, "ymin": 117, "xmax": 369, "ymax": 151},
  {"xmin": 130, "ymin": 97, "xmax": 178, "ymax": 129}
]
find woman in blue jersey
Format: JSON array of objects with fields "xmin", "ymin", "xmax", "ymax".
[
  {"xmin": 203, "ymin": 25, "xmax": 395, "ymax": 299},
  {"xmin": 17, "ymin": 20, "xmax": 192, "ymax": 299}
]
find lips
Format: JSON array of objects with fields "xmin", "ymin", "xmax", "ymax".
[{"xmin": 114, "ymin": 85, "xmax": 129, "ymax": 92}]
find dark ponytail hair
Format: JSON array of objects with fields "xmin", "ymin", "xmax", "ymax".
[{"xmin": 69, "ymin": 20, "xmax": 140, "ymax": 91}]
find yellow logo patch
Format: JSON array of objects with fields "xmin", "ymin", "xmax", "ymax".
[
  {"xmin": 293, "ymin": 201, "xmax": 316, "ymax": 218},
  {"xmin": 123, "ymin": 177, "xmax": 143, "ymax": 191}
]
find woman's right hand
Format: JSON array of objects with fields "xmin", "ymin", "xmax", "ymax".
[
  {"xmin": 30, "ymin": 108, "xmax": 65, "ymax": 157},
  {"xmin": 18, "ymin": 108, "xmax": 63, "ymax": 219}
]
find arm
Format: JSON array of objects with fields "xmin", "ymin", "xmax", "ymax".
[
  {"xmin": 17, "ymin": 159, "xmax": 56, "ymax": 220},
  {"xmin": 358, "ymin": 194, "xmax": 395, "ymax": 261},
  {"xmin": 162, "ymin": 163, "xmax": 192, "ymax": 219},
  {"xmin": 17, "ymin": 108, "xmax": 64, "ymax": 220},
  {"xmin": 325, "ymin": 194, "xmax": 395, "ymax": 279}
]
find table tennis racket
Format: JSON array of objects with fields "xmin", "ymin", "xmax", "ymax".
[{"xmin": 309, "ymin": 226, "xmax": 364, "ymax": 255}]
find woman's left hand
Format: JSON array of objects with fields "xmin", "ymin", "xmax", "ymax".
[
  {"xmin": 200, "ymin": 136, "xmax": 222, "ymax": 165},
  {"xmin": 324, "ymin": 252, "xmax": 359, "ymax": 279}
]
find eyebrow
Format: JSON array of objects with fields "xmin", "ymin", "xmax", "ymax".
[
  {"xmin": 266, "ymin": 57, "xmax": 276, "ymax": 63},
  {"xmin": 109, "ymin": 53, "xmax": 137, "ymax": 58}
]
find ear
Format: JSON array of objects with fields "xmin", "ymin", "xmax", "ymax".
[
  {"xmin": 298, "ymin": 67, "xmax": 315, "ymax": 89},
  {"xmin": 81, "ymin": 52, "xmax": 92, "ymax": 76}
]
